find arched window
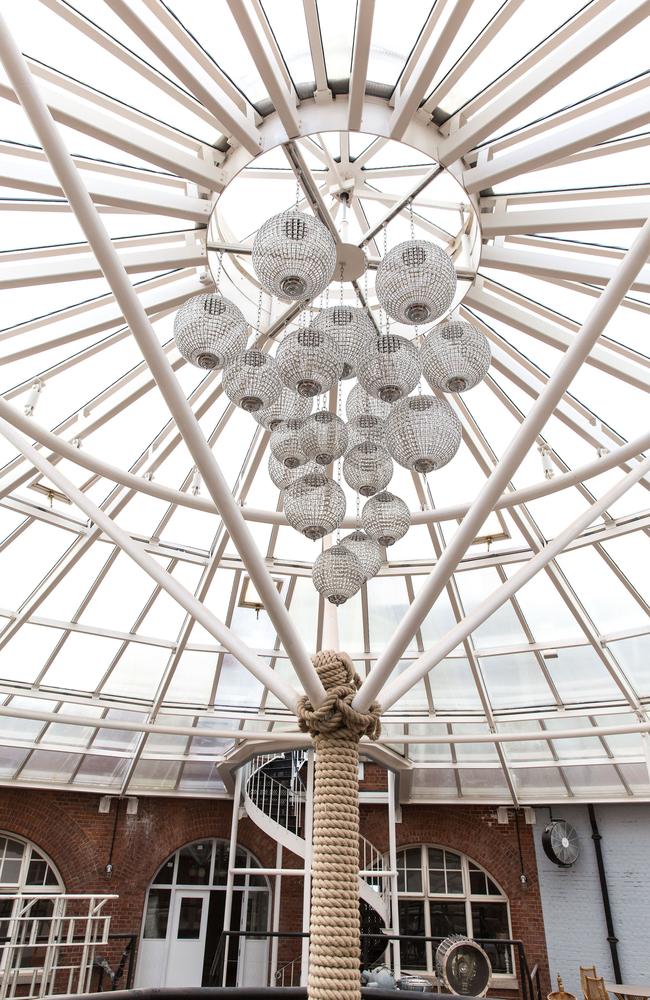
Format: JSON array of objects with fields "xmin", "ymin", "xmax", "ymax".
[
  {"xmin": 396, "ymin": 846, "xmax": 512, "ymax": 977},
  {"xmin": 0, "ymin": 833, "xmax": 63, "ymax": 972},
  {"xmin": 137, "ymin": 838, "xmax": 271, "ymax": 989}
]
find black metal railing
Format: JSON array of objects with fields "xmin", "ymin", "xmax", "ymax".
[{"xmin": 208, "ymin": 928, "xmax": 539, "ymax": 1000}]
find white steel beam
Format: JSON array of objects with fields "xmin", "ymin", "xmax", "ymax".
[
  {"xmin": 0, "ymin": 150, "xmax": 211, "ymax": 221},
  {"xmin": 480, "ymin": 242, "xmax": 650, "ymax": 294},
  {"xmin": 348, "ymin": 0, "xmax": 375, "ymax": 131},
  {"xmin": 390, "ymin": 0, "xmax": 467, "ymax": 141},
  {"xmin": 0, "ymin": 79, "xmax": 222, "ymax": 190},
  {"xmin": 225, "ymin": 0, "xmax": 300, "ymax": 139},
  {"xmin": 381, "ymin": 455, "xmax": 650, "ymax": 710},
  {"xmin": 464, "ymin": 90, "xmax": 650, "ymax": 193},
  {"xmin": 3, "ymin": 398, "xmax": 648, "ymax": 529},
  {"xmin": 353, "ymin": 216, "xmax": 650, "ymax": 711},
  {"xmin": 465, "ymin": 280, "xmax": 650, "ymax": 391},
  {"xmin": 108, "ymin": 0, "xmax": 261, "ymax": 156},
  {"xmin": 0, "ymin": 17, "xmax": 324, "ymax": 708},
  {"xmin": 302, "ymin": 0, "xmax": 330, "ymax": 98},
  {"xmin": 0, "ymin": 242, "xmax": 205, "ymax": 289},
  {"xmin": 439, "ymin": 0, "xmax": 650, "ymax": 164},
  {"xmin": 0, "ymin": 415, "xmax": 300, "ymax": 711},
  {"xmin": 481, "ymin": 201, "xmax": 650, "ymax": 236}
]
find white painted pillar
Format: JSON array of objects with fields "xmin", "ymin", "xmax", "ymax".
[
  {"xmin": 222, "ymin": 767, "xmax": 243, "ymax": 986},
  {"xmin": 300, "ymin": 749, "xmax": 315, "ymax": 986},
  {"xmin": 270, "ymin": 839, "xmax": 283, "ymax": 985},
  {"xmin": 387, "ymin": 770, "xmax": 401, "ymax": 980}
]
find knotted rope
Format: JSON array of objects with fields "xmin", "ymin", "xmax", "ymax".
[{"xmin": 297, "ymin": 650, "xmax": 381, "ymax": 1000}]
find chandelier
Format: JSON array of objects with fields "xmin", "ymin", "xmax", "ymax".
[
  {"xmin": 252, "ymin": 209, "xmax": 337, "ymax": 300},
  {"xmin": 343, "ymin": 441, "xmax": 393, "ymax": 496},
  {"xmin": 312, "ymin": 306, "xmax": 376, "ymax": 379},
  {"xmin": 386, "ymin": 395, "xmax": 462, "ymax": 473},
  {"xmin": 174, "ymin": 293, "xmax": 248, "ymax": 370},
  {"xmin": 283, "ymin": 471, "xmax": 346, "ymax": 540},
  {"xmin": 357, "ymin": 334, "xmax": 421, "ymax": 403},
  {"xmin": 421, "ymin": 319, "xmax": 491, "ymax": 393},
  {"xmin": 177, "ymin": 192, "xmax": 481, "ymax": 597},
  {"xmin": 339, "ymin": 530, "xmax": 384, "ymax": 582},
  {"xmin": 362, "ymin": 491, "xmax": 411, "ymax": 547},
  {"xmin": 376, "ymin": 239, "xmax": 456, "ymax": 324},
  {"xmin": 222, "ymin": 349, "xmax": 282, "ymax": 412},
  {"xmin": 312, "ymin": 544, "xmax": 364, "ymax": 605},
  {"xmin": 276, "ymin": 326, "xmax": 343, "ymax": 397},
  {"xmin": 299, "ymin": 411, "xmax": 348, "ymax": 466},
  {"xmin": 255, "ymin": 387, "xmax": 312, "ymax": 431}
]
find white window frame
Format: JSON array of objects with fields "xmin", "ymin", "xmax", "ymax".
[{"xmin": 395, "ymin": 844, "xmax": 515, "ymax": 986}]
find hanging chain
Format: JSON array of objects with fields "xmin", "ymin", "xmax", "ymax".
[
  {"xmin": 356, "ymin": 490, "xmax": 361, "ymax": 529},
  {"xmin": 256, "ymin": 284, "xmax": 263, "ymax": 335},
  {"xmin": 215, "ymin": 250, "xmax": 224, "ymax": 291},
  {"xmin": 409, "ymin": 199, "xmax": 415, "ymax": 240},
  {"xmin": 295, "ymin": 179, "xmax": 300, "ymax": 212}
]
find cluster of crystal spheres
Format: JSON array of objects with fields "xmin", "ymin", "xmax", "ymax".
[{"xmin": 173, "ymin": 209, "xmax": 491, "ymax": 605}]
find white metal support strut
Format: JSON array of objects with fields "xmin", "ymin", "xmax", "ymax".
[{"xmin": 0, "ymin": 14, "xmax": 326, "ymax": 709}]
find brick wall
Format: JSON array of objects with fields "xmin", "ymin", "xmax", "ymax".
[{"xmin": 0, "ymin": 787, "xmax": 549, "ymax": 993}]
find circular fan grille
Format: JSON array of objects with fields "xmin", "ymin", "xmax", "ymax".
[
  {"xmin": 542, "ymin": 820, "xmax": 580, "ymax": 867},
  {"xmin": 436, "ymin": 935, "xmax": 492, "ymax": 997}
]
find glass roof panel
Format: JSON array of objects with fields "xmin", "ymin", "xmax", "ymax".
[{"xmin": 0, "ymin": 0, "xmax": 647, "ymax": 800}]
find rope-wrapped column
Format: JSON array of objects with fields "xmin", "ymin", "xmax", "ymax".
[{"xmin": 298, "ymin": 650, "xmax": 381, "ymax": 1000}]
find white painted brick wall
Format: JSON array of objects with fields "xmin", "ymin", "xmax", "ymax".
[{"xmin": 533, "ymin": 804, "xmax": 650, "ymax": 995}]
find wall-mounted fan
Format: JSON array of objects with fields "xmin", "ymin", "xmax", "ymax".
[
  {"xmin": 542, "ymin": 819, "xmax": 580, "ymax": 867},
  {"xmin": 436, "ymin": 935, "xmax": 492, "ymax": 997}
]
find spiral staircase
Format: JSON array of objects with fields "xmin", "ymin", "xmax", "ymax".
[{"xmin": 242, "ymin": 751, "xmax": 392, "ymax": 925}]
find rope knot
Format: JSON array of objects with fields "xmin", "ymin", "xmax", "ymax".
[{"xmin": 297, "ymin": 650, "xmax": 381, "ymax": 740}]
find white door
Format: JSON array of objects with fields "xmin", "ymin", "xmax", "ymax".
[
  {"xmin": 236, "ymin": 891, "xmax": 270, "ymax": 987},
  {"xmin": 164, "ymin": 891, "xmax": 209, "ymax": 987}
]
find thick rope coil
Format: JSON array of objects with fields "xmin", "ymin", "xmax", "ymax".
[{"xmin": 297, "ymin": 650, "xmax": 382, "ymax": 1000}]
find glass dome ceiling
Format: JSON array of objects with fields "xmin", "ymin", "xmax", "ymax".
[{"xmin": 0, "ymin": 0, "xmax": 648, "ymax": 804}]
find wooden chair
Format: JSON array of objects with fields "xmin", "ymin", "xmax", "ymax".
[
  {"xmin": 585, "ymin": 975, "xmax": 610, "ymax": 1000},
  {"xmin": 581, "ymin": 968, "xmax": 598, "ymax": 999},
  {"xmin": 548, "ymin": 974, "xmax": 577, "ymax": 1000}
]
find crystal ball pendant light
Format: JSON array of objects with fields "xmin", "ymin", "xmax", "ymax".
[
  {"xmin": 361, "ymin": 491, "xmax": 411, "ymax": 547},
  {"xmin": 347, "ymin": 414, "xmax": 386, "ymax": 449},
  {"xmin": 251, "ymin": 210, "xmax": 337, "ymax": 301},
  {"xmin": 421, "ymin": 319, "xmax": 491, "ymax": 393},
  {"xmin": 222, "ymin": 349, "xmax": 282, "ymax": 412},
  {"xmin": 299, "ymin": 411, "xmax": 349, "ymax": 466},
  {"xmin": 268, "ymin": 453, "xmax": 318, "ymax": 490},
  {"xmin": 357, "ymin": 334, "xmax": 421, "ymax": 402},
  {"xmin": 340, "ymin": 530, "xmax": 384, "ymax": 582},
  {"xmin": 312, "ymin": 306, "xmax": 376, "ymax": 378},
  {"xmin": 343, "ymin": 441, "xmax": 393, "ymax": 496},
  {"xmin": 276, "ymin": 326, "xmax": 344, "ymax": 397},
  {"xmin": 270, "ymin": 418, "xmax": 309, "ymax": 469},
  {"xmin": 346, "ymin": 382, "xmax": 392, "ymax": 422},
  {"xmin": 386, "ymin": 394, "xmax": 462, "ymax": 473},
  {"xmin": 312, "ymin": 544, "xmax": 364, "ymax": 605},
  {"xmin": 283, "ymin": 472, "xmax": 346, "ymax": 540},
  {"xmin": 174, "ymin": 293, "xmax": 248, "ymax": 370},
  {"xmin": 254, "ymin": 387, "xmax": 313, "ymax": 431},
  {"xmin": 375, "ymin": 239, "xmax": 457, "ymax": 324}
]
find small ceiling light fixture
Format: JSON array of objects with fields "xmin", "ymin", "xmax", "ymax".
[
  {"xmin": 343, "ymin": 441, "xmax": 393, "ymax": 496},
  {"xmin": 312, "ymin": 305, "xmax": 376, "ymax": 379},
  {"xmin": 283, "ymin": 471, "xmax": 346, "ymax": 540},
  {"xmin": 376, "ymin": 239, "xmax": 456, "ymax": 325},
  {"xmin": 268, "ymin": 452, "xmax": 318, "ymax": 490},
  {"xmin": 276, "ymin": 326, "xmax": 344, "ymax": 397},
  {"xmin": 173, "ymin": 293, "xmax": 248, "ymax": 370},
  {"xmin": 361, "ymin": 490, "xmax": 411, "ymax": 547},
  {"xmin": 312, "ymin": 544, "xmax": 363, "ymax": 605},
  {"xmin": 252, "ymin": 209, "xmax": 337, "ymax": 301},
  {"xmin": 239, "ymin": 574, "xmax": 283, "ymax": 618},
  {"xmin": 421, "ymin": 319, "xmax": 491, "ymax": 393},
  {"xmin": 270, "ymin": 418, "xmax": 309, "ymax": 469},
  {"xmin": 222, "ymin": 349, "xmax": 282, "ymax": 412},
  {"xmin": 357, "ymin": 334, "xmax": 421, "ymax": 403},
  {"xmin": 299, "ymin": 411, "xmax": 349, "ymax": 466},
  {"xmin": 339, "ymin": 530, "xmax": 384, "ymax": 582},
  {"xmin": 386, "ymin": 395, "xmax": 462, "ymax": 473},
  {"xmin": 254, "ymin": 387, "xmax": 313, "ymax": 432}
]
